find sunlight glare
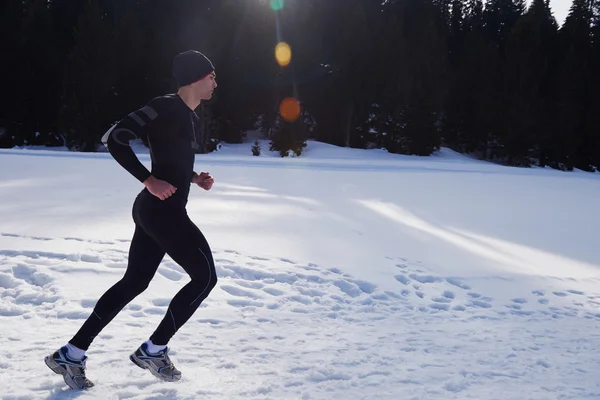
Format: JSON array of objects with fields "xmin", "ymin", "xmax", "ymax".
[{"xmin": 357, "ymin": 199, "xmax": 600, "ymax": 279}]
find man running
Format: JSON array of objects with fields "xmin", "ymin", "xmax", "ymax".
[{"xmin": 44, "ymin": 50, "xmax": 219, "ymax": 389}]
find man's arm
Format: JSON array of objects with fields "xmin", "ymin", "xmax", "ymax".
[{"xmin": 101, "ymin": 99, "xmax": 164, "ymax": 184}]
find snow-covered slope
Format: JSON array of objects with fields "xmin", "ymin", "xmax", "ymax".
[{"xmin": 1, "ymin": 141, "xmax": 599, "ymax": 399}]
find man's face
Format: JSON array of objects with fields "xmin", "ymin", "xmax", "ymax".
[{"xmin": 193, "ymin": 72, "xmax": 217, "ymax": 100}]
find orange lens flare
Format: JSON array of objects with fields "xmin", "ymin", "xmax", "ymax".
[{"xmin": 279, "ymin": 97, "xmax": 301, "ymax": 122}]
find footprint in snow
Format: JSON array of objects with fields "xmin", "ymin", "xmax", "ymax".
[
  {"xmin": 0, "ymin": 273, "xmax": 19, "ymax": 289},
  {"xmin": 249, "ymin": 255, "xmax": 269, "ymax": 261},
  {"xmin": 372, "ymin": 293, "xmax": 390, "ymax": 301},
  {"xmin": 15, "ymin": 292, "xmax": 60, "ymax": 306},
  {"xmin": 158, "ymin": 268, "xmax": 182, "ymax": 281},
  {"xmin": 429, "ymin": 303, "xmax": 451, "ymax": 311},
  {"xmin": 409, "ymin": 274, "xmax": 443, "ymax": 284},
  {"xmin": 348, "ymin": 279, "xmax": 377, "ymax": 294},
  {"xmin": 197, "ymin": 318, "xmax": 222, "ymax": 325},
  {"xmin": 288, "ymin": 295, "xmax": 312, "ymax": 305},
  {"xmin": 395, "ymin": 274, "xmax": 411, "ymax": 285},
  {"xmin": 333, "ymin": 280, "xmax": 364, "ymax": 298},
  {"xmin": 104, "ymin": 262, "xmax": 126, "ymax": 269},
  {"xmin": 467, "ymin": 300, "xmax": 492, "ymax": 309},
  {"xmin": 234, "ymin": 279, "xmax": 264, "ymax": 289},
  {"xmin": 227, "ymin": 299, "xmax": 264, "ymax": 308},
  {"xmin": 446, "ymin": 278, "xmax": 471, "ymax": 290},
  {"xmin": 80, "ymin": 299, "xmax": 97, "ymax": 308},
  {"xmin": 262, "ymin": 287, "xmax": 285, "ymax": 296},
  {"xmin": 221, "ymin": 285, "xmax": 262, "ymax": 299},
  {"xmin": 145, "ymin": 307, "xmax": 166, "ymax": 315},
  {"xmin": 130, "ymin": 311, "xmax": 145, "ymax": 318},
  {"xmin": 301, "ymin": 265, "xmax": 320, "ymax": 272},
  {"xmin": 79, "ymin": 254, "xmax": 103, "ymax": 263},
  {"xmin": 151, "ymin": 299, "xmax": 171, "ymax": 307},
  {"xmin": 296, "ymin": 287, "xmax": 327, "ymax": 297}
]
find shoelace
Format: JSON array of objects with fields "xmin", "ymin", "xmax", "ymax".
[
  {"xmin": 72, "ymin": 364, "xmax": 88, "ymax": 381},
  {"xmin": 151, "ymin": 350, "xmax": 175, "ymax": 370},
  {"xmin": 161, "ymin": 354, "xmax": 175, "ymax": 369}
]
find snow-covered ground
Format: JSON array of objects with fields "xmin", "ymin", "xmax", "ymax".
[{"xmin": 1, "ymin": 139, "xmax": 599, "ymax": 399}]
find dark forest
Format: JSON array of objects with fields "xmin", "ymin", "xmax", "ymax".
[{"xmin": 1, "ymin": 0, "xmax": 599, "ymax": 170}]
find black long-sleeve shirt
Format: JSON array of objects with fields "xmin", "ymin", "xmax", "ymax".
[{"xmin": 102, "ymin": 94, "xmax": 201, "ymax": 205}]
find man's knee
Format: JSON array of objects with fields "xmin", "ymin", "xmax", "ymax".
[
  {"xmin": 122, "ymin": 275, "xmax": 151, "ymax": 295},
  {"xmin": 194, "ymin": 268, "xmax": 217, "ymax": 286},
  {"xmin": 190, "ymin": 267, "xmax": 217, "ymax": 294}
]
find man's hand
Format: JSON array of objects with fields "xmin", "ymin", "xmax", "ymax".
[
  {"xmin": 144, "ymin": 175, "xmax": 177, "ymax": 200},
  {"xmin": 193, "ymin": 172, "xmax": 214, "ymax": 191}
]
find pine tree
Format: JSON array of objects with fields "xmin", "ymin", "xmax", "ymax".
[
  {"xmin": 475, "ymin": 0, "xmax": 524, "ymax": 161},
  {"xmin": 113, "ymin": 1, "xmax": 153, "ymax": 114},
  {"xmin": 49, "ymin": 0, "xmax": 87, "ymax": 50},
  {"xmin": 59, "ymin": 0, "xmax": 117, "ymax": 151},
  {"xmin": 193, "ymin": 0, "xmax": 276, "ymax": 145},
  {"xmin": 20, "ymin": 0, "xmax": 63, "ymax": 145},
  {"xmin": 377, "ymin": 0, "xmax": 446, "ymax": 155},
  {"xmin": 0, "ymin": 0, "xmax": 26, "ymax": 147},
  {"xmin": 300, "ymin": 0, "xmax": 380, "ymax": 148},
  {"xmin": 499, "ymin": 0, "xmax": 559, "ymax": 166},
  {"xmin": 586, "ymin": 0, "xmax": 600, "ymax": 170},
  {"xmin": 448, "ymin": 0, "xmax": 465, "ymax": 61},
  {"xmin": 553, "ymin": 0, "xmax": 594, "ymax": 170},
  {"xmin": 442, "ymin": 0, "xmax": 496, "ymax": 157},
  {"xmin": 484, "ymin": 0, "xmax": 526, "ymax": 47}
]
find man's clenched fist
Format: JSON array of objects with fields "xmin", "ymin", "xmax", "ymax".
[{"xmin": 193, "ymin": 172, "xmax": 214, "ymax": 191}]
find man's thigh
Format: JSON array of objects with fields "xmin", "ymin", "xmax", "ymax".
[{"xmin": 141, "ymin": 210, "xmax": 211, "ymax": 278}]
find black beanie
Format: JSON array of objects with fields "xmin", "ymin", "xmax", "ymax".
[{"xmin": 172, "ymin": 50, "xmax": 214, "ymax": 87}]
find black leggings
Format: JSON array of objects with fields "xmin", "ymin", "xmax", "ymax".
[{"xmin": 69, "ymin": 191, "xmax": 218, "ymax": 350}]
